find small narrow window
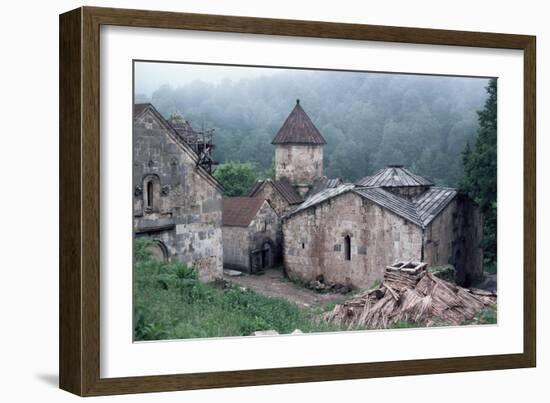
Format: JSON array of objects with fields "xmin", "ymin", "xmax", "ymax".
[
  {"xmin": 344, "ymin": 235, "xmax": 351, "ymax": 261},
  {"xmin": 302, "ymin": 242, "xmax": 305, "ymax": 249},
  {"xmin": 146, "ymin": 180, "xmax": 154, "ymax": 209}
]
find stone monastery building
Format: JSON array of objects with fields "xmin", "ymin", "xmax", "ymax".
[
  {"xmin": 133, "ymin": 103, "xmax": 223, "ymax": 281},
  {"xmin": 133, "ymin": 99, "xmax": 483, "ymax": 289},
  {"xmin": 251, "ymin": 99, "xmax": 483, "ymax": 288}
]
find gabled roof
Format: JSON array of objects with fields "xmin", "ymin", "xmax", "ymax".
[
  {"xmin": 284, "ymin": 183, "xmax": 355, "ymax": 218},
  {"xmin": 354, "ymin": 186, "xmax": 457, "ymax": 227},
  {"xmin": 133, "ymin": 102, "xmax": 223, "ymax": 192},
  {"xmin": 222, "ymin": 197, "xmax": 267, "ymax": 227},
  {"xmin": 354, "ymin": 187, "xmax": 422, "ymax": 226},
  {"xmin": 249, "ymin": 178, "xmax": 303, "ymax": 205},
  {"xmin": 271, "ymin": 100, "xmax": 326, "ymax": 145},
  {"xmin": 134, "ymin": 103, "xmax": 153, "ymax": 117},
  {"xmin": 413, "ymin": 187, "xmax": 457, "ymax": 226},
  {"xmin": 356, "ymin": 165, "xmax": 434, "ymax": 187},
  {"xmin": 285, "ymin": 185, "xmax": 457, "ymax": 228},
  {"xmin": 307, "ymin": 176, "xmax": 343, "ymax": 198}
]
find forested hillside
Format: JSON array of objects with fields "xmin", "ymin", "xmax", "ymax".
[{"xmin": 136, "ymin": 69, "xmax": 490, "ymax": 186}]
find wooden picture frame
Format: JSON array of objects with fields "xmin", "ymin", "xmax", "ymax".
[{"xmin": 59, "ymin": 6, "xmax": 536, "ymax": 396}]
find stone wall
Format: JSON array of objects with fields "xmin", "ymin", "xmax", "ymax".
[
  {"xmin": 250, "ymin": 201, "xmax": 281, "ymax": 266},
  {"xmin": 222, "ymin": 200, "xmax": 280, "ymax": 272},
  {"xmin": 222, "ymin": 226, "xmax": 250, "ymax": 270},
  {"xmin": 133, "ymin": 108, "xmax": 223, "ymax": 281},
  {"xmin": 252, "ymin": 182, "xmax": 290, "ymax": 217},
  {"xmin": 282, "ymin": 191, "xmax": 423, "ymax": 289},
  {"xmin": 275, "ymin": 144, "xmax": 323, "ymax": 185},
  {"xmin": 424, "ymin": 195, "xmax": 483, "ymax": 285}
]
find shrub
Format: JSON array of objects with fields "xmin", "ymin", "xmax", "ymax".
[{"xmin": 133, "ymin": 238, "xmax": 340, "ymax": 340}]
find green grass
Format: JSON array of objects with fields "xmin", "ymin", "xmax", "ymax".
[
  {"xmin": 469, "ymin": 307, "xmax": 497, "ymax": 325},
  {"xmin": 134, "ymin": 240, "xmax": 340, "ymax": 340}
]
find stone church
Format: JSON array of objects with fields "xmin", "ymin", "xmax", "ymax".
[
  {"xmin": 222, "ymin": 197, "xmax": 279, "ymax": 273},
  {"xmin": 252, "ymin": 100, "xmax": 483, "ymax": 288},
  {"xmin": 133, "ymin": 103, "xmax": 223, "ymax": 281},
  {"xmin": 133, "ymin": 99, "xmax": 483, "ymax": 289}
]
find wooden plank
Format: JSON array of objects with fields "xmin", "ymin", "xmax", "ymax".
[{"xmin": 59, "ymin": 7, "xmax": 83, "ymax": 396}]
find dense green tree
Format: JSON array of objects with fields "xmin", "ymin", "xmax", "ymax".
[
  {"xmin": 459, "ymin": 78, "xmax": 497, "ymax": 267},
  {"xmin": 213, "ymin": 162, "xmax": 258, "ymax": 197}
]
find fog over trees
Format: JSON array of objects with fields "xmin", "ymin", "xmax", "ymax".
[{"xmin": 136, "ymin": 67, "xmax": 490, "ymax": 187}]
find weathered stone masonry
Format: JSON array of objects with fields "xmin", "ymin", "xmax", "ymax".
[
  {"xmin": 283, "ymin": 191, "xmax": 423, "ymax": 289},
  {"xmin": 133, "ymin": 104, "xmax": 223, "ymax": 281},
  {"xmin": 222, "ymin": 198, "xmax": 279, "ymax": 273}
]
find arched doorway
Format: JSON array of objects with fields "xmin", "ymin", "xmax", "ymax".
[
  {"xmin": 147, "ymin": 240, "xmax": 168, "ymax": 262},
  {"xmin": 261, "ymin": 241, "xmax": 274, "ymax": 269},
  {"xmin": 250, "ymin": 239, "xmax": 275, "ymax": 273}
]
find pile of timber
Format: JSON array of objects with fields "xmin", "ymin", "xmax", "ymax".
[{"xmin": 324, "ymin": 261, "xmax": 496, "ymax": 329}]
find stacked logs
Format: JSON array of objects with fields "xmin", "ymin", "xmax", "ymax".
[{"xmin": 324, "ymin": 261, "xmax": 496, "ymax": 329}]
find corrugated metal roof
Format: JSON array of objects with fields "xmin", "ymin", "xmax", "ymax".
[
  {"xmin": 222, "ymin": 197, "xmax": 266, "ymax": 227},
  {"xmin": 413, "ymin": 187, "xmax": 457, "ymax": 226},
  {"xmin": 307, "ymin": 176, "xmax": 343, "ymax": 198},
  {"xmin": 284, "ymin": 183, "xmax": 355, "ymax": 218},
  {"xmin": 356, "ymin": 165, "xmax": 434, "ymax": 187},
  {"xmin": 285, "ymin": 185, "xmax": 457, "ymax": 227},
  {"xmin": 354, "ymin": 187, "xmax": 422, "ymax": 226},
  {"xmin": 271, "ymin": 100, "xmax": 327, "ymax": 145},
  {"xmin": 249, "ymin": 178, "xmax": 303, "ymax": 205},
  {"xmin": 354, "ymin": 186, "xmax": 457, "ymax": 227}
]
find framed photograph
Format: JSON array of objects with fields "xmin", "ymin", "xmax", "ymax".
[{"xmin": 59, "ymin": 6, "xmax": 536, "ymax": 396}]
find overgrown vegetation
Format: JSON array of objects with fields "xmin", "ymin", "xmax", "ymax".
[{"xmin": 134, "ymin": 240, "xmax": 340, "ymax": 340}]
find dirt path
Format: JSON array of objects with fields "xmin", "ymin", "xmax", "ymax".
[{"xmin": 224, "ymin": 268, "xmax": 347, "ymax": 309}]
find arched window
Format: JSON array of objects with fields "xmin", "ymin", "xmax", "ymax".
[
  {"xmin": 146, "ymin": 181, "xmax": 154, "ymax": 209},
  {"xmin": 142, "ymin": 174, "xmax": 160, "ymax": 214},
  {"xmin": 344, "ymin": 235, "xmax": 351, "ymax": 261}
]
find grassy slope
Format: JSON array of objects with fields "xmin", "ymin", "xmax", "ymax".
[
  {"xmin": 134, "ymin": 241, "xmax": 496, "ymax": 341},
  {"xmin": 134, "ymin": 240, "xmax": 340, "ymax": 341}
]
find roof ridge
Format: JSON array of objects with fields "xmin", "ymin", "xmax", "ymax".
[{"xmin": 356, "ymin": 166, "xmax": 434, "ymax": 188}]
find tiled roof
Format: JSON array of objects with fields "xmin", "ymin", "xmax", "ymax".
[
  {"xmin": 249, "ymin": 178, "xmax": 303, "ymax": 205},
  {"xmin": 356, "ymin": 165, "xmax": 434, "ymax": 187},
  {"xmin": 222, "ymin": 197, "xmax": 266, "ymax": 227},
  {"xmin": 271, "ymin": 100, "xmax": 326, "ymax": 145}
]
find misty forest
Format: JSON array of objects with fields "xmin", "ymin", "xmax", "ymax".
[
  {"xmin": 137, "ymin": 69, "xmax": 490, "ymax": 186},
  {"xmin": 136, "ymin": 67, "xmax": 497, "ymax": 268}
]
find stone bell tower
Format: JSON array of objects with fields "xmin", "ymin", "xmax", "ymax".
[{"xmin": 271, "ymin": 99, "xmax": 326, "ymax": 196}]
